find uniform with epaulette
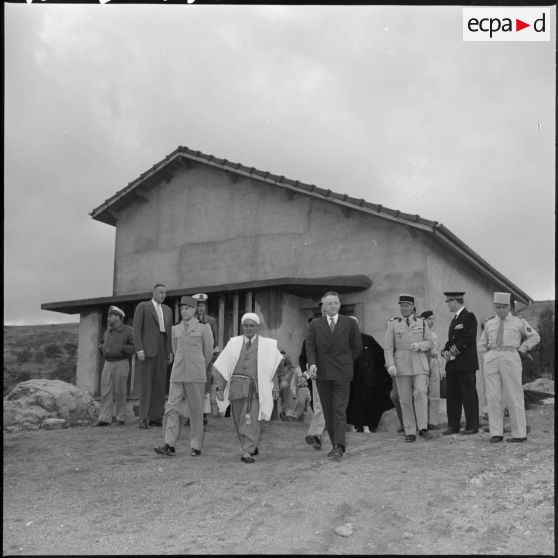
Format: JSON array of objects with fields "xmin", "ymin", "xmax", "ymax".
[
  {"xmin": 478, "ymin": 292, "xmax": 540, "ymax": 443},
  {"xmin": 384, "ymin": 294, "xmax": 433, "ymax": 442}
]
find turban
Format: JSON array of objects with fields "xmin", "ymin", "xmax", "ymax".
[{"xmin": 241, "ymin": 312, "xmax": 261, "ymax": 325}]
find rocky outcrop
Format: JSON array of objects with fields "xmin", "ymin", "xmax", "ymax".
[{"xmin": 3, "ymin": 379, "xmax": 99, "ymax": 432}]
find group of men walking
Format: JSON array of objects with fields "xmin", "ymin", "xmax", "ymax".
[{"xmin": 96, "ymin": 284, "xmax": 540, "ymax": 463}]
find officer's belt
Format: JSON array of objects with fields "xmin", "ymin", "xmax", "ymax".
[{"xmin": 488, "ymin": 345, "xmax": 519, "ymax": 352}]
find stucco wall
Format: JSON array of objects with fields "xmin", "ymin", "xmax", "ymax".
[{"xmin": 112, "ymin": 164, "xmax": 425, "ymax": 307}]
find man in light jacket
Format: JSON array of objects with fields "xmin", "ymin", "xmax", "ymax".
[{"xmin": 154, "ymin": 295, "xmax": 213, "ymax": 457}]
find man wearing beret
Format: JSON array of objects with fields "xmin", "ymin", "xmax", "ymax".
[
  {"xmin": 96, "ymin": 306, "xmax": 135, "ymax": 426},
  {"xmin": 306, "ymin": 291, "xmax": 363, "ymax": 457},
  {"xmin": 132, "ymin": 283, "xmax": 174, "ymax": 429},
  {"xmin": 384, "ymin": 294, "xmax": 433, "ymax": 442},
  {"xmin": 478, "ymin": 292, "xmax": 540, "ymax": 443},
  {"xmin": 154, "ymin": 295, "xmax": 214, "ymax": 457},
  {"xmin": 441, "ymin": 292, "xmax": 479, "ymax": 435},
  {"xmin": 214, "ymin": 313, "xmax": 284, "ymax": 463}
]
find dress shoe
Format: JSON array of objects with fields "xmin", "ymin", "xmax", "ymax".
[
  {"xmin": 404, "ymin": 435, "xmax": 416, "ymax": 442},
  {"xmin": 241, "ymin": 455, "xmax": 255, "ymax": 463},
  {"xmin": 396, "ymin": 427, "xmax": 405, "ymax": 434},
  {"xmin": 355, "ymin": 426, "xmax": 364, "ymax": 433},
  {"xmin": 250, "ymin": 448, "xmax": 259, "ymax": 456},
  {"xmin": 115, "ymin": 420, "xmax": 125, "ymax": 426},
  {"xmin": 482, "ymin": 426, "xmax": 490, "ymax": 433},
  {"xmin": 490, "ymin": 436, "xmax": 504, "ymax": 443},
  {"xmin": 305, "ymin": 435, "xmax": 322, "ymax": 450},
  {"xmin": 442, "ymin": 428, "xmax": 459, "ymax": 435},
  {"xmin": 506, "ymin": 437, "xmax": 527, "ymax": 443},
  {"xmin": 190, "ymin": 448, "xmax": 201, "ymax": 456},
  {"xmin": 95, "ymin": 421, "xmax": 111, "ymax": 427},
  {"xmin": 154, "ymin": 444, "xmax": 175, "ymax": 456},
  {"xmin": 149, "ymin": 420, "xmax": 162, "ymax": 427},
  {"xmin": 427, "ymin": 424, "xmax": 440, "ymax": 430},
  {"xmin": 337, "ymin": 444, "xmax": 346, "ymax": 455},
  {"xmin": 327, "ymin": 446, "xmax": 343, "ymax": 458},
  {"xmin": 418, "ymin": 429, "xmax": 433, "ymax": 440},
  {"xmin": 459, "ymin": 428, "xmax": 479, "ymax": 435},
  {"xmin": 138, "ymin": 419, "xmax": 148, "ymax": 429}
]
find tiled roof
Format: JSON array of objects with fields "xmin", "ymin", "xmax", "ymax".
[{"xmin": 88, "ymin": 145, "xmax": 532, "ymax": 304}]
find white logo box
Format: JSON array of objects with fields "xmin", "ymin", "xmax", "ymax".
[{"xmin": 463, "ymin": 8, "xmax": 551, "ymax": 42}]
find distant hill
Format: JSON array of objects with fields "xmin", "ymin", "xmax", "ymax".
[{"xmin": 3, "ymin": 323, "xmax": 79, "ymax": 396}]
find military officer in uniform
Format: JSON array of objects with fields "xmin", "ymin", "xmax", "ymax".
[
  {"xmin": 441, "ymin": 291, "xmax": 480, "ymax": 435},
  {"xmin": 478, "ymin": 292, "xmax": 540, "ymax": 443},
  {"xmin": 384, "ymin": 294, "xmax": 433, "ymax": 442}
]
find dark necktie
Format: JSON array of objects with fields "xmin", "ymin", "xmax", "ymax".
[
  {"xmin": 406, "ymin": 318, "xmax": 410, "ymax": 327},
  {"xmin": 246, "ymin": 338, "xmax": 251, "ymax": 349},
  {"xmin": 329, "ymin": 318, "xmax": 335, "ymax": 332},
  {"xmin": 496, "ymin": 319, "xmax": 504, "ymax": 347}
]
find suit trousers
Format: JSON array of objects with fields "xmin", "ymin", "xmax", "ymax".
[
  {"xmin": 316, "ymin": 379, "xmax": 351, "ymax": 448},
  {"xmin": 483, "ymin": 351, "xmax": 526, "ymax": 438},
  {"xmin": 307, "ymin": 380, "xmax": 326, "ymax": 437},
  {"xmin": 446, "ymin": 369, "xmax": 478, "ymax": 430},
  {"xmin": 230, "ymin": 397, "xmax": 260, "ymax": 455},
  {"xmin": 99, "ymin": 359, "xmax": 129, "ymax": 423},
  {"xmin": 138, "ymin": 332, "xmax": 168, "ymax": 421},
  {"xmin": 163, "ymin": 381, "xmax": 205, "ymax": 450},
  {"xmin": 395, "ymin": 374, "xmax": 428, "ymax": 435}
]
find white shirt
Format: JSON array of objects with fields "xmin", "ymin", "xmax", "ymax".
[
  {"xmin": 244, "ymin": 335, "xmax": 258, "ymax": 346},
  {"xmin": 151, "ymin": 299, "xmax": 166, "ymax": 332},
  {"xmin": 454, "ymin": 307, "xmax": 465, "ymax": 319},
  {"xmin": 327, "ymin": 314, "xmax": 339, "ymax": 326}
]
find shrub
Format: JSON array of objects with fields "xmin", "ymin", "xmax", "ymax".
[
  {"xmin": 17, "ymin": 348, "xmax": 33, "ymax": 363},
  {"xmin": 34, "ymin": 350, "xmax": 45, "ymax": 363},
  {"xmin": 44, "ymin": 343, "xmax": 63, "ymax": 359},
  {"xmin": 64, "ymin": 341, "xmax": 78, "ymax": 357},
  {"xmin": 53, "ymin": 360, "xmax": 76, "ymax": 384}
]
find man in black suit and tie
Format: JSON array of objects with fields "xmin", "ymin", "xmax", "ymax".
[
  {"xmin": 133, "ymin": 284, "xmax": 174, "ymax": 429},
  {"xmin": 441, "ymin": 291, "xmax": 479, "ymax": 435},
  {"xmin": 306, "ymin": 291, "xmax": 362, "ymax": 458}
]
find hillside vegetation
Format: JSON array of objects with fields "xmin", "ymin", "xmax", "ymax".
[{"xmin": 3, "ymin": 323, "xmax": 79, "ymax": 396}]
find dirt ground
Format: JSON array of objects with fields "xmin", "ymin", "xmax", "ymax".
[{"xmin": 3, "ymin": 401, "xmax": 554, "ymax": 556}]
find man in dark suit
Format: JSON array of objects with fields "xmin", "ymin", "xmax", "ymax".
[
  {"xmin": 306, "ymin": 291, "xmax": 362, "ymax": 458},
  {"xmin": 441, "ymin": 291, "xmax": 479, "ymax": 435},
  {"xmin": 133, "ymin": 283, "xmax": 174, "ymax": 429}
]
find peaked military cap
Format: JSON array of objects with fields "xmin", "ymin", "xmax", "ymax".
[
  {"xmin": 192, "ymin": 293, "xmax": 208, "ymax": 302},
  {"xmin": 398, "ymin": 294, "xmax": 415, "ymax": 305},
  {"xmin": 179, "ymin": 295, "xmax": 197, "ymax": 307},
  {"xmin": 419, "ymin": 310, "xmax": 433, "ymax": 319},
  {"xmin": 108, "ymin": 305, "xmax": 125, "ymax": 319}
]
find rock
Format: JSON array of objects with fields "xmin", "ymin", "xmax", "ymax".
[
  {"xmin": 3, "ymin": 379, "xmax": 99, "ymax": 431},
  {"xmin": 523, "ymin": 378, "xmax": 554, "ymax": 395},
  {"xmin": 42, "ymin": 418, "xmax": 66, "ymax": 430},
  {"xmin": 335, "ymin": 523, "xmax": 354, "ymax": 537}
]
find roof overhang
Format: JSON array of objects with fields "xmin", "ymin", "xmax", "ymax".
[{"xmin": 41, "ymin": 274, "xmax": 373, "ymax": 315}]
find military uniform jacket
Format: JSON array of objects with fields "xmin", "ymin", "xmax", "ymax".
[
  {"xmin": 384, "ymin": 315, "xmax": 432, "ymax": 375},
  {"xmin": 306, "ymin": 315, "xmax": 362, "ymax": 381},
  {"xmin": 443, "ymin": 308, "xmax": 479, "ymax": 372},
  {"xmin": 170, "ymin": 320, "xmax": 214, "ymax": 383},
  {"xmin": 478, "ymin": 313, "xmax": 540, "ymax": 354}
]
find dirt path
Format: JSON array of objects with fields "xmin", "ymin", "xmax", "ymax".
[{"xmin": 3, "ymin": 402, "xmax": 554, "ymax": 555}]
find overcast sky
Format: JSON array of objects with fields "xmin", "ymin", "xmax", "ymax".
[{"xmin": 4, "ymin": 4, "xmax": 555, "ymax": 325}]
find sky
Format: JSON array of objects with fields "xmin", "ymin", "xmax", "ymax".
[{"xmin": 4, "ymin": 3, "xmax": 556, "ymax": 325}]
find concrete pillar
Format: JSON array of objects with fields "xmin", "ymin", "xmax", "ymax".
[{"xmin": 76, "ymin": 309, "xmax": 102, "ymax": 396}]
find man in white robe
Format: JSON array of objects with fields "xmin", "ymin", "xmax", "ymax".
[{"xmin": 215, "ymin": 313, "xmax": 283, "ymax": 463}]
